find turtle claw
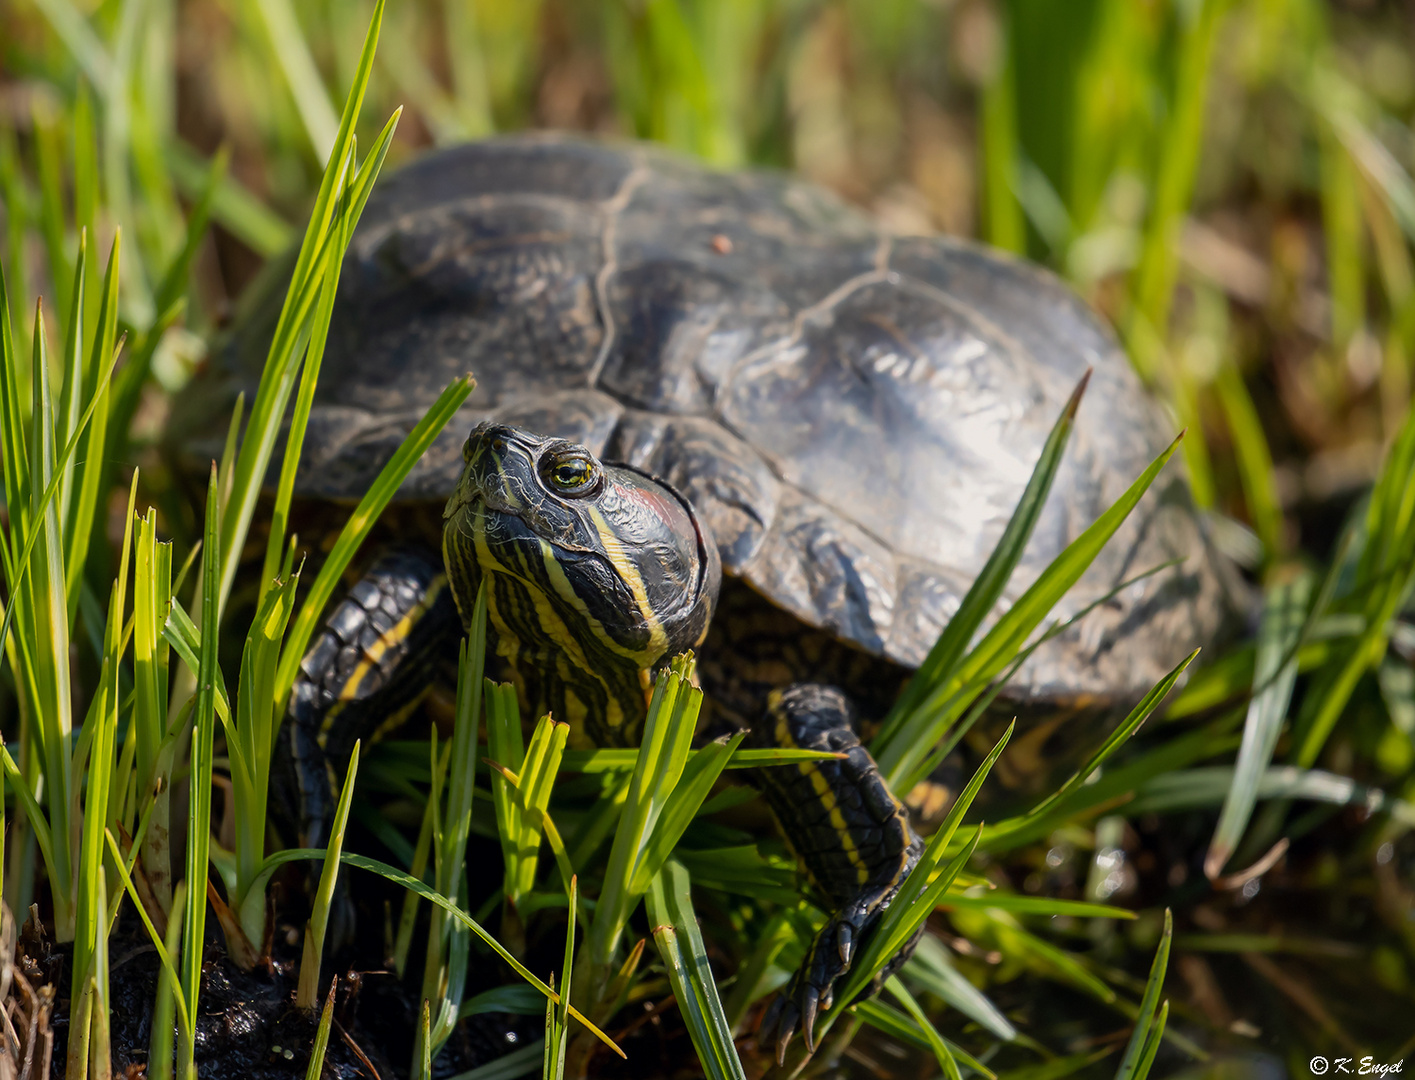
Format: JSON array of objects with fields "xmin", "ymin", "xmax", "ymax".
[
  {"xmin": 801, "ymin": 984, "xmax": 821, "ymax": 1052},
  {"xmin": 758, "ymin": 993, "xmax": 797, "ymax": 1066},
  {"xmin": 775, "ymin": 1017, "xmax": 795, "ymax": 1067}
]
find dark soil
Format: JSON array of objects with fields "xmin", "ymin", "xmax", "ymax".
[{"xmin": 26, "ymin": 909, "xmax": 538, "ymax": 1080}]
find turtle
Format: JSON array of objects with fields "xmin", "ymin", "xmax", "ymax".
[{"xmin": 173, "ymin": 133, "xmax": 1233, "ymax": 1060}]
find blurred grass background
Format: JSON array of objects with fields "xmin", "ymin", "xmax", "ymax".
[
  {"xmin": 5, "ymin": 0, "xmax": 1415, "ymax": 1077},
  {"xmin": 5, "ymin": 0, "xmax": 1413, "ymax": 583}
]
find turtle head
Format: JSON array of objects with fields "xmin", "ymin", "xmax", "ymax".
[{"xmin": 443, "ymin": 422, "xmax": 720, "ymax": 743}]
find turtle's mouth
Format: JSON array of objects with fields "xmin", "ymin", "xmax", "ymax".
[
  {"xmin": 449, "ymin": 483, "xmax": 585, "ymax": 556},
  {"xmin": 445, "ymin": 490, "xmax": 599, "ymax": 595}
]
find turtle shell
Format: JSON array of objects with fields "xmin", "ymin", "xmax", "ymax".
[{"xmin": 179, "ymin": 133, "xmax": 1232, "ymax": 705}]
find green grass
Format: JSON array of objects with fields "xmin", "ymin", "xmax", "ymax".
[{"xmin": 3, "ymin": 0, "xmax": 1415, "ymax": 1078}]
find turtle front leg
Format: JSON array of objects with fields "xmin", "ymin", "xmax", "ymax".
[
  {"xmin": 274, "ymin": 547, "xmax": 462, "ymax": 850},
  {"xmin": 745, "ymin": 684, "xmax": 924, "ymax": 1062}
]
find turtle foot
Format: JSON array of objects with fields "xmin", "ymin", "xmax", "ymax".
[{"xmin": 756, "ymin": 911, "xmax": 860, "ymax": 1063}]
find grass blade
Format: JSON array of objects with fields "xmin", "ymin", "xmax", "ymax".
[
  {"xmin": 1205, "ymin": 575, "xmax": 1310, "ymax": 878},
  {"xmin": 1126, "ymin": 0, "xmax": 1225, "ymax": 380},
  {"xmin": 880, "ymin": 426, "xmax": 1186, "ymax": 792},
  {"xmin": 646, "ymin": 861, "xmax": 747, "ymax": 1080},
  {"xmin": 29, "ymin": 0, "xmax": 112, "ymax": 87},
  {"xmin": 1214, "ymin": 359, "xmax": 1284, "ymax": 563},
  {"xmin": 298, "ymin": 742, "xmax": 359, "ymax": 1009},
  {"xmin": 1023, "ymin": 649, "xmax": 1199, "ymax": 827},
  {"xmin": 65, "ymin": 233, "xmax": 120, "ymax": 624},
  {"xmin": 238, "ymin": 844, "xmax": 623, "ymax": 1059},
  {"xmin": 168, "ymin": 143, "xmax": 292, "ymax": 257},
  {"xmin": 261, "ymin": 108, "xmax": 401, "ymax": 591},
  {"xmin": 903, "ymin": 935, "xmax": 1016, "ymax": 1042},
  {"xmin": 417, "ymin": 593, "xmax": 486, "ymax": 1060},
  {"xmin": 1115, "ymin": 909, "xmax": 1172, "ymax": 1080},
  {"xmin": 305, "ymin": 977, "xmax": 338, "ymax": 1080},
  {"xmin": 180, "ymin": 464, "xmax": 221, "ymax": 1077},
  {"xmin": 216, "ymin": 0, "xmax": 388, "ymax": 614},
  {"xmin": 1130, "ymin": 1001, "xmax": 1169, "ymax": 1080},
  {"xmin": 981, "ymin": 8, "xmax": 1024, "ymax": 253},
  {"xmin": 629, "ymin": 732, "xmax": 745, "ymax": 896},
  {"xmin": 103, "ymin": 832, "xmax": 191, "ymax": 1046},
  {"xmin": 586, "ymin": 656, "xmax": 703, "ymax": 988},
  {"xmin": 442, "ymin": 1043, "xmax": 543, "ymax": 1080},
  {"xmin": 884, "ymin": 976, "xmax": 960, "ymax": 1080},
  {"xmin": 55, "ymin": 232, "xmax": 86, "ymax": 532},
  {"xmin": 249, "ymin": 0, "xmax": 341, "ymax": 163},
  {"xmin": 276, "ymin": 374, "xmax": 474, "ymax": 700},
  {"xmin": 853, "ymin": 998, "xmax": 994, "ymax": 1079},
  {"xmin": 543, "ymin": 877, "xmax": 576, "ymax": 1080},
  {"xmin": 873, "ymin": 372, "xmax": 1089, "ymax": 761}
]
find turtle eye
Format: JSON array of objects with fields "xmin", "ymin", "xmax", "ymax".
[{"xmin": 539, "ymin": 450, "xmax": 600, "ymax": 497}]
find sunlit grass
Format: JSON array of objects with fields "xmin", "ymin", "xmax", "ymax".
[{"xmin": 3, "ymin": 0, "xmax": 1415, "ymax": 1077}]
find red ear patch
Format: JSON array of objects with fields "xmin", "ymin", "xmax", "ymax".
[{"xmin": 613, "ymin": 479, "xmax": 692, "ymax": 532}]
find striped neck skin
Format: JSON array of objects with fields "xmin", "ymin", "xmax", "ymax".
[{"xmin": 442, "ymin": 423, "xmax": 720, "ymax": 748}]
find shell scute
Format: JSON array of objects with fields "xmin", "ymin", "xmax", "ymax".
[{"xmin": 743, "ymin": 487, "xmax": 898, "ymax": 657}]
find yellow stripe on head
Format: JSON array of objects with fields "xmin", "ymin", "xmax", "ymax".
[
  {"xmin": 468, "ymin": 505, "xmax": 639, "ymax": 735},
  {"xmin": 585, "ymin": 505, "xmax": 669, "ymax": 659},
  {"xmin": 536, "ymin": 536, "xmax": 661, "ymax": 667}
]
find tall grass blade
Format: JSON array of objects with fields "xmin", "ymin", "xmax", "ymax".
[
  {"xmin": 261, "ymin": 108, "xmax": 401, "ymax": 592},
  {"xmin": 903, "ymin": 935, "xmax": 1016, "ymax": 1042},
  {"xmin": 298, "ymin": 742, "xmax": 359, "ymax": 1009},
  {"xmin": 885, "ymin": 431, "xmax": 1187, "ymax": 792},
  {"xmin": 981, "ymin": 9, "xmax": 1024, "ymax": 253},
  {"xmin": 29, "ymin": 0, "xmax": 112, "ymax": 87},
  {"xmin": 542, "ymin": 877, "xmax": 576, "ymax": 1080},
  {"xmin": 277, "ymin": 373, "xmax": 473, "ymax": 699},
  {"xmin": 179, "ymin": 464, "xmax": 221, "ymax": 1079},
  {"xmin": 224, "ymin": 558, "xmax": 301, "ymax": 960},
  {"xmin": 1205, "ymin": 575, "xmax": 1310, "ymax": 878},
  {"xmin": 104, "ymin": 833, "xmax": 191, "ymax": 1054},
  {"xmin": 885, "ymin": 976, "xmax": 960, "ymax": 1080},
  {"xmin": 33, "ymin": 114, "xmax": 70, "ymax": 327},
  {"xmin": 55, "ymin": 234, "xmax": 87, "ymax": 533},
  {"xmin": 417, "ymin": 594, "xmax": 486, "ymax": 1060},
  {"xmin": 1115, "ymin": 909, "xmax": 1172, "ymax": 1080},
  {"xmin": 306, "ymin": 977, "xmax": 338, "ymax": 1080},
  {"xmin": 1127, "ymin": 0, "xmax": 1226, "ymax": 380},
  {"xmin": 216, "ymin": 0, "xmax": 388, "ymax": 614},
  {"xmin": 1214, "ymin": 360, "xmax": 1284, "ymax": 563},
  {"xmin": 149, "ymin": 881, "xmax": 186, "ymax": 1080},
  {"xmin": 853, "ymin": 998, "xmax": 994, "ymax": 1076},
  {"xmin": 26, "ymin": 300, "xmax": 78, "ymax": 941},
  {"xmin": 586, "ymin": 656, "xmax": 702, "ymax": 985},
  {"xmin": 873, "ymin": 372, "xmax": 1088, "ymax": 761},
  {"xmin": 416, "ymin": 1002, "xmax": 432, "ymax": 1080},
  {"xmin": 0, "ymin": 308, "xmax": 122, "ymax": 673},
  {"xmin": 168, "ymin": 143, "xmax": 292, "ymax": 257},
  {"xmin": 249, "ymin": 0, "xmax": 341, "ymax": 163},
  {"xmin": 65, "ymin": 234, "xmax": 120, "ymax": 623},
  {"xmin": 1130, "ymin": 1001, "xmax": 1169, "ymax": 1080},
  {"xmin": 645, "ymin": 861, "xmax": 747, "ymax": 1080},
  {"xmin": 67, "ymin": 481, "xmax": 134, "ymax": 1080},
  {"xmin": 628, "ymin": 732, "xmax": 744, "ymax": 897},
  {"xmin": 394, "ymin": 739, "xmax": 448, "ymax": 978},
  {"xmin": 309, "ymin": 852, "xmax": 623, "ymax": 1057}
]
